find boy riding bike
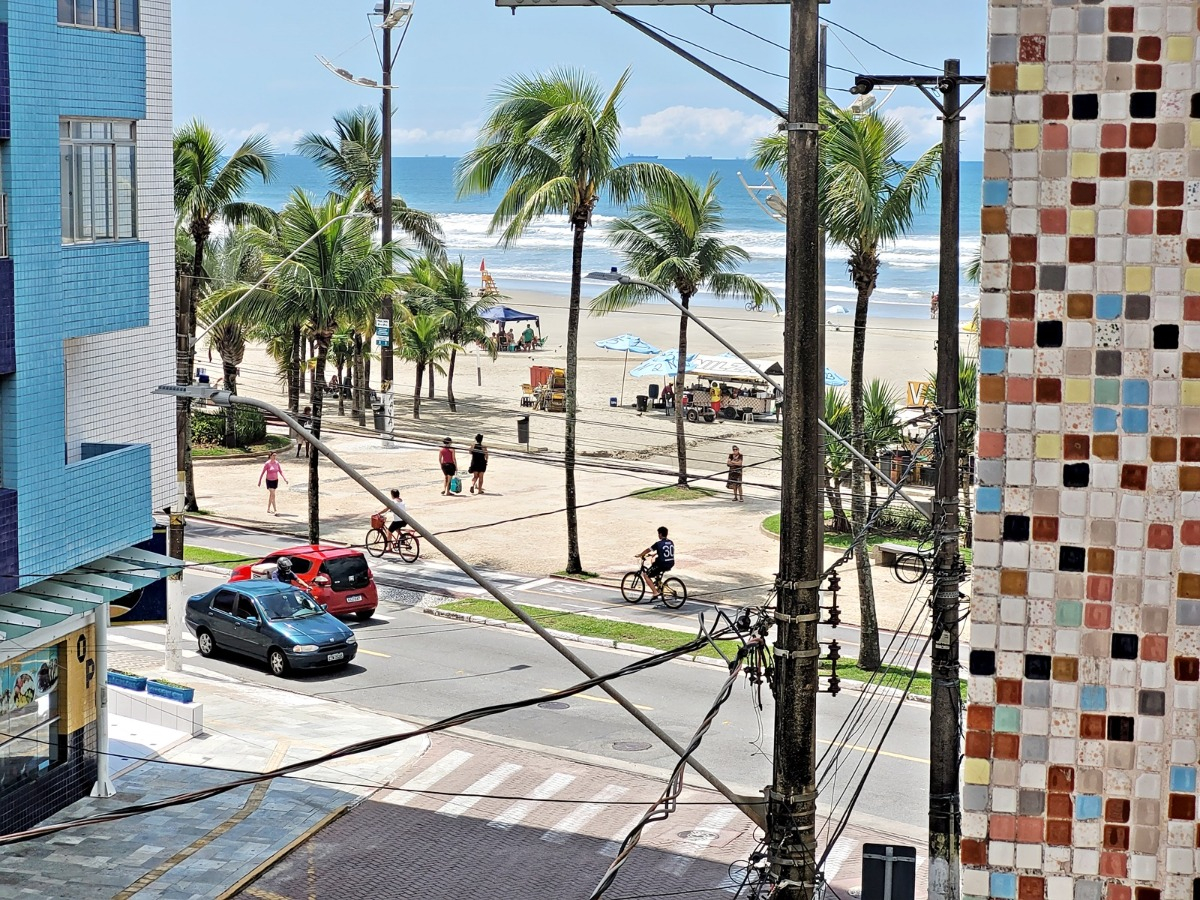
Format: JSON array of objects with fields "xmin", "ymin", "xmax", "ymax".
[{"xmin": 637, "ymin": 526, "xmax": 675, "ymax": 600}]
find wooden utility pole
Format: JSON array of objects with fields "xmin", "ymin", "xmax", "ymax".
[
  {"xmin": 379, "ymin": 0, "xmax": 395, "ymax": 387},
  {"xmin": 769, "ymin": 2, "xmax": 823, "ymax": 897}
]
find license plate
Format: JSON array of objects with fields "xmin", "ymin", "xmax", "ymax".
[
  {"xmin": 347, "ymin": 594, "xmax": 363, "ymax": 603},
  {"xmin": 327, "ymin": 652, "xmax": 344, "ymax": 661}
]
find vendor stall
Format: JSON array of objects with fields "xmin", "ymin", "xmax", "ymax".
[{"xmin": 680, "ymin": 355, "xmax": 781, "ymax": 421}]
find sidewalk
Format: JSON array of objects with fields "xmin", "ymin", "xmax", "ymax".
[{"xmin": 0, "ymin": 670, "xmax": 428, "ymax": 900}]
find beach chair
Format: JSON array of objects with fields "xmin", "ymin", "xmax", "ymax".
[
  {"xmin": 521, "ymin": 383, "xmax": 534, "ymax": 407},
  {"xmin": 537, "ymin": 336, "xmax": 547, "ymax": 349}
]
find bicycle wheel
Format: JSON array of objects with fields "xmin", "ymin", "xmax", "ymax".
[
  {"xmin": 893, "ymin": 552, "xmax": 928, "ymax": 584},
  {"xmin": 660, "ymin": 577, "xmax": 687, "ymax": 609},
  {"xmin": 620, "ymin": 572, "xmax": 646, "ymax": 603},
  {"xmin": 366, "ymin": 529, "xmax": 388, "ymax": 558},
  {"xmin": 398, "ymin": 532, "xmax": 420, "ymax": 563}
]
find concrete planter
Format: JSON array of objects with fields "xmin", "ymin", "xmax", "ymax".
[
  {"xmin": 107, "ymin": 671, "xmax": 147, "ymax": 691},
  {"xmin": 110, "ymin": 685, "xmax": 204, "ymax": 736},
  {"xmin": 146, "ymin": 680, "xmax": 195, "ymax": 704}
]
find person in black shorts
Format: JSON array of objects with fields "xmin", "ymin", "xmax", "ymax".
[
  {"xmin": 468, "ymin": 433, "xmax": 489, "ymax": 494},
  {"xmin": 438, "ymin": 437, "xmax": 458, "ymax": 495},
  {"xmin": 637, "ymin": 526, "xmax": 675, "ymax": 600}
]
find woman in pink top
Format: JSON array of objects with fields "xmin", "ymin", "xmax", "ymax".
[{"xmin": 258, "ymin": 451, "xmax": 288, "ymax": 515}]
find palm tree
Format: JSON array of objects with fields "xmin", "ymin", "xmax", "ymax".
[
  {"xmin": 756, "ymin": 102, "xmax": 940, "ymax": 671},
  {"xmin": 591, "ymin": 175, "xmax": 776, "ymax": 485},
  {"xmin": 174, "ymin": 120, "xmax": 276, "ymax": 509},
  {"xmin": 329, "ymin": 328, "xmax": 356, "ymax": 417},
  {"xmin": 400, "ymin": 255, "xmax": 495, "ymax": 412},
  {"xmin": 197, "ymin": 229, "xmax": 262, "ymax": 446},
  {"xmin": 862, "ymin": 379, "xmax": 902, "ymax": 515},
  {"xmin": 456, "ymin": 68, "xmax": 682, "ymax": 574},
  {"xmin": 227, "ymin": 189, "xmax": 399, "ymax": 542},
  {"xmin": 394, "ymin": 310, "xmax": 459, "ymax": 419},
  {"xmin": 823, "ymin": 388, "xmax": 852, "ymax": 533}
]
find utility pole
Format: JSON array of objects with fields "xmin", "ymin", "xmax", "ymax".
[
  {"xmin": 378, "ymin": 0, "xmax": 395, "ymax": 388},
  {"xmin": 848, "ymin": 60, "xmax": 983, "ymax": 899},
  {"xmin": 770, "ymin": 2, "xmax": 823, "ymax": 897}
]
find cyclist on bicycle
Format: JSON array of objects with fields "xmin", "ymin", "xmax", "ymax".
[
  {"xmin": 637, "ymin": 526, "xmax": 675, "ymax": 600},
  {"xmin": 378, "ymin": 489, "xmax": 408, "ymax": 536}
]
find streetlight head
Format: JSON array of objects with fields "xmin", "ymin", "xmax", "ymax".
[
  {"xmin": 586, "ymin": 267, "xmax": 625, "ymax": 283},
  {"xmin": 377, "ymin": 2, "xmax": 413, "ymax": 29},
  {"xmin": 850, "ymin": 77, "xmax": 874, "ymax": 96}
]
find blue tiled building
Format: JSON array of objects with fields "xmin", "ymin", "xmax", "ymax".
[{"xmin": 0, "ymin": 0, "xmax": 175, "ymax": 831}]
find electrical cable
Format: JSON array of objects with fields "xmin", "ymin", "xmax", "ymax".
[
  {"xmin": 699, "ymin": 7, "xmax": 787, "ymax": 53},
  {"xmin": 623, "ymin": 15, "xmax": 787, "ymax": 80},
  {"xmin": 0, "ymin": 630, "xmax": 727, "ymax": 846},
  {"xmin": 819, "ymin": 17, "xmax": 942, "ymax": 73}
]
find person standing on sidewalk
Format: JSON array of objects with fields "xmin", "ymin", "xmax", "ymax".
[
  {"xmin": 295, "ymin": 406, "xmax": 312, "ymax": 458},
  {"xmin": 258, "ymin": 451, "xmax": 288, "ymax": 515},
  {"xmin": 726, "ymin": 445, "xmax": 744, "ymax": 502},
  {"xmin": 438, "ymin": 437, "xmax": 458, "ymax": 495},
  {"xmin": 468, "ymin": 434, "xmax": 489, "ymax": 494}
]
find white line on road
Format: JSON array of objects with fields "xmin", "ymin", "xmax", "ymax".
[
  {"xmin": 542, "ymin": 784, "xmax": 628, "ymax": 844},
  {"xmin": 436, "ymin": 763, "xmax": 522, "ymax": 818},
  {"xmin": 109, "ymin": 633, "xmax": 196, "ymax": 659},
  {"xmin": 380, "ymin": 750, "xmax": 473, "ymax": 807},
  {"xmin": 820, "ymin": 838, "xmax": 855, "ymax": 885},
  {"xmin": 598, "ymin": 811, "xmax": 654, "ymax": 857},
  {"xmin": 487, "ymin": 772, "xmax": 575, "ymax": 830},
  {"xmin": 659, "ymin": 807, "xmax": 738, "ymax": 876}
]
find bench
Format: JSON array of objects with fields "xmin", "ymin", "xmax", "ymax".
[{"xmin": 870, "ymin": 542, "xmax": 927, "ymax": 568}]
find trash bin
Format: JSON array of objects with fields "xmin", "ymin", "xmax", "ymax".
[
  {"xmin": 516, "ymin": 415, "xmax": 530, "ymax": 446},
  {"xmin": 372, "ymin": 403, "xmax": 386, "ymax": 432},
  {"xmin": 648, "ymin": 383, "xmax": 660, "ymax": 401},
  {"xmin": 636, "ymin": 395, "xmax": 649, "ymax": 413}
]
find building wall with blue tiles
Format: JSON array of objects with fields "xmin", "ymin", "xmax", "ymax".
[{"xmin": 0, "ymin": 0, "xmax": 173, "ymax": 587}]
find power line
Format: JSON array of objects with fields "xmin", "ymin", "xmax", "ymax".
[
  {"xmin": 698, "ymin": 7, "xmax": 788, "ymax": 53},
  {"xmin": 819, "ymin": 17, "xmax": 942, "ymax": 73}
]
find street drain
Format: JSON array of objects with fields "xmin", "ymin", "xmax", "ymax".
[
  {"xmin": 677, "ymin": 829, "xmax": 721, "ymax": 842},
  {"xmin": 538, "ymin": 701, "xmax": 570, "ymax": 710},
  {"xmin": 612, "ymin": 741, "xmax": 652, "ymax": 752}
]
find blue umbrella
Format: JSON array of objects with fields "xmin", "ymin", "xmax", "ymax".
[
  {"xmin": 825, "ymin": 368, "xmax": 848, "ymax": 387},
  {"xmin": 629, "ymin": 350, "xmax": 698, "ymax": 379},
  {"xmin": 595, "ymin": 334, "xmax": 659, "ymax": 405}
]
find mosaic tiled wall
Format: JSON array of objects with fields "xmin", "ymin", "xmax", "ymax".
[{"xmin": 967, "ymin": 2, "xmax": 1200, "ymax": 898}]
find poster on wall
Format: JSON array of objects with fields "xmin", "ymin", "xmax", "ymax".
[{"xmin": 0, "ymin": 650, "xmax": 58, "ymax": 715}]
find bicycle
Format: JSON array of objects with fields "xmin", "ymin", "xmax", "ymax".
[
  {"xmin": 892, "ymin": 544, "xmax": 970, "ymax": 585},
  {"xmin": 620, "ymin": 559, "xmax": 687, "ymax": 609},
  {"xmin": 366, "ymin": 514, "xmax": 421, "ymax": 563}
]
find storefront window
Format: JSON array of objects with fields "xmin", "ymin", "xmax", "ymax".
[{"xmin": 0, "ymin": 651, "xmax": 61, "ymax": 790}]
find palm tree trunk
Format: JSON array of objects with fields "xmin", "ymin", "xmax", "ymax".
[
  {"xmin": 850, "ymin": 280, "xmax": 881, "ymax": 670},
  {"xmin": 826, "ymin": 477, "xmax": 850, "ymax": 532},
  {"xmin": 563, "ymin": 220, "xmax": 586, "ymax": 574},
  {"xmin": 412, "ymin": 363, "xmax": 424, "ymax": 418},
  {"xmin": 308, "ymin": 337, "xmax": 329, "ymax": 544},
  {"xmin": 181, "ymin": 234, "xmax": 208, "ymax": 512},
  {"xmin": 355, "ymin": 337, "xmax": 367, "ymax": 427},
  {"xmin": 674, "ymin": 292, "xmax": 692, "ymax": 486},
  {"xmin": 222, "ymin": 360, "xmax": 239, "ymax": 448},
  {"xmin": 447, "ymin": 347, "xmax": 458, "ymax": 413},
  {"xmin": 337, "ymin": 361, "xmax": 346, "ymax": 417},
  {"xmin": 287, "ymin": 325, "xmax": 302, "ymax": 414},
  {"xmin": 351, "ymin": 332, "xmax": 364, "ymax": 421},
  {"xmin": 427, "ymin": 361, "xmax": 435, "ymax": 400}
]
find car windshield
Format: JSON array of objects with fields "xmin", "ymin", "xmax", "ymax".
[{"xmin": 256, "ymin": 588, "xmax": 323, "ymax": 621}]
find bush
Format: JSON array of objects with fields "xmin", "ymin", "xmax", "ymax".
[{"xmin": 191, "ymin": 406, "xmax": 266, "ymax": 447}]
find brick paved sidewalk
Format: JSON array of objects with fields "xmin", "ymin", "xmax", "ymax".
[
  {"xmin": 0, "ymin": 671, "xmax": 428, "ymax": 900},
  {"xmin": 237, "ymin": 733, "xmax": 927, "ymax": 900}
]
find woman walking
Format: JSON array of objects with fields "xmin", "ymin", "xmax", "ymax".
[
  {"xmin": 726, "ymin": 445, "xmax": 744, "ymax": 502},
  {"xmin": 438, "ymin": 437, "xmax": 458, "ymax": 495},
  {"xmin": 468, "ymin": 434, "xmax": 490, "ymax": 494},
  {"xmin": 258, "ymin": 451, "xmax": 288, "ymax": 515}
]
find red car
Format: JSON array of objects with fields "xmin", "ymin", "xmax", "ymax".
[{"xmin": 230, "ymin": 545, "xmax": 378, "ymax": 620}]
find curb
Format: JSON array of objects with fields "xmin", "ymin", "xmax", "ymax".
[
  {"xmin": 421, "ymin": 606, "xmax": 932, "ymax": 704},
  {"xmin": 216, "ymin": 804, "xmax": 350, "ymax": 900}
]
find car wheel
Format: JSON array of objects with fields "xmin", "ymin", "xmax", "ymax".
[
  {"xmin": 268, "ymin": 648, "xmax": 289, "ymax": 678},
  {"xmin": 196, "ymin": 629, "xmax": 216, "ymax": 658},
  {"xmin": 355, "ymin": 609, "xmax": 374, "ymax": 621}
]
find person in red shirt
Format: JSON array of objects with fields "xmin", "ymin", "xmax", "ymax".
[{"xmin": 438, "ymin": 437, "xmax": 458, "ymax": 495}]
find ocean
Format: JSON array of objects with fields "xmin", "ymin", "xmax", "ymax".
[{"xmin": 243, "ymin": 155, "xmax": 983, "ymax": 321}]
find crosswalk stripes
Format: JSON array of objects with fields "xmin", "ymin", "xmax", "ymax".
[
  {"xmin": 488, "ymin": 772, "xmax": 576, "ymax": 831},
  {"xmin": 372, "ymin": 559, "xmax": 536, "ymax": 595},
  {"xmin": 658, "ymin": 806, "xmax": 738, "ymax": 876},
  {"xmin": 598, "ymin": 810, "xmax": 653, "ymax": 858},
  {"xmin": 541, "ymin": 784, "xmax": 629, "ymax": 844},
  {"xmin": 435, "ymin": 763, "xmax": 523, "ymax": 818},
  {"xmin": 380, "ymin": 749, "xmax": 473, "ymax": 806},
  {"xmin": 819, "ymin": 838, "xmax": 855, "ymax": 887}
]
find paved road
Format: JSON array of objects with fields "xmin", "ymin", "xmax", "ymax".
[
  {"xmin": 124, "ymin": 554, "xmax": 935, "ymax": 831},
  {"xmin": 182, "ymin": 518, "xmax": 952, "ymax": 670}
]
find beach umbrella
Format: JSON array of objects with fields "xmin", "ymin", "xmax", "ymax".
[
  {"xmin": 595, "ymin": 334, "xmax": 659, "ymax": 406},
  {"xmin": 827, "ymin": 305, "xmax": 850, "ymax": 315},
  {"xmin": 629, "ymin": 350, "xmax": 698, "ymax": 379},
  {"xmin": 825, "ymin": 368, "xmax": 848, "ymax": 387}
]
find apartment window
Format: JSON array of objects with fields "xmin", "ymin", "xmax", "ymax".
[
  {"xmin": 60, "ymin": 120, "xmax": 137, "ymax": 244},
  {"xmin": 58, "ymin": 0, "xmax": 139, "ymax": 32}
]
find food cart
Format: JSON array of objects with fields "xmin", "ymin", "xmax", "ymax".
[{"xmin": 680, "ymin": 356, "xmax": 781, "ymax": 422}]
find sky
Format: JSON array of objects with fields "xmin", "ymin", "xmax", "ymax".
[{"xmin": 172, "ymin": 0, "xmax": 987, "ymax": 160}]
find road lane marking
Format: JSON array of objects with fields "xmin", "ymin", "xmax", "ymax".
[
  {"xmin": 488, "ymin": 772, "xmax": 576, "ymax": 830},
  {"xmin": 817, "ymin": 736, "xmax": 927, "ymax": 765},
  {"xmin": 542, "ymin": 784, "xmax": 628, "ymax": 844},
  {"xmin": 599, "ymin": 811, "xmax": 655, "ymax": 857},
  {"xmin": 109, "ymin": 633, "xmax": 197, "ymax": 659},
  {"xmin": 380, "ymin": 749, "xmax": 472, "ymax": 806},
  {"xmin": 821, "ymin": 837, "xmax": 855, "ymax": 884},
  {"xmin": 539, "ymin": 687, "xmax": 652, "ymax": 711},
  {"xmin": 356, "ymin": 648, "xmax": 390, "ymax": 658},
  {"xmin": 660, "ymin": 807, "xmax": 738, "ymax": 875},
  {"xmin": 436, "ymin": 763, "xmax": 522, "ymax": 818}
]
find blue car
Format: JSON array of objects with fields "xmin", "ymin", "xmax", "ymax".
[{"xmin": 185, "ymin": 580, "xmax": 358, "ymax": 677}]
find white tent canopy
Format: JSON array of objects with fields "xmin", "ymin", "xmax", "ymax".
[{"xmin": 684, "ymin": 355, "xmax": 782, "ymax": 384}]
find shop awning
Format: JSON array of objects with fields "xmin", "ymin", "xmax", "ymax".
[{"xmin": 0, "ymin": 547, "xmax": 181, "ymax": 654}]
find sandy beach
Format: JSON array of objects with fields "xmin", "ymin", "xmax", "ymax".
[{"xmin": 197, "ymin": 286, "xmax": 958, "ymax": 636}]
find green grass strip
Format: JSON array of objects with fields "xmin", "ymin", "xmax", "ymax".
[
  {"xmin": 192, "ymin": 434, "xmax": 290, "ymax": 458},
  {"xmin": 440, "ymin": 598, "xmax": 963, "ymax": 697},
  {"xmin": 183, "ymin": 546, "xmax": 248, "ymax": 570},
  {"xmin": 633, "ymin": 485, "xmax": 717, "ymax": 501}
]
